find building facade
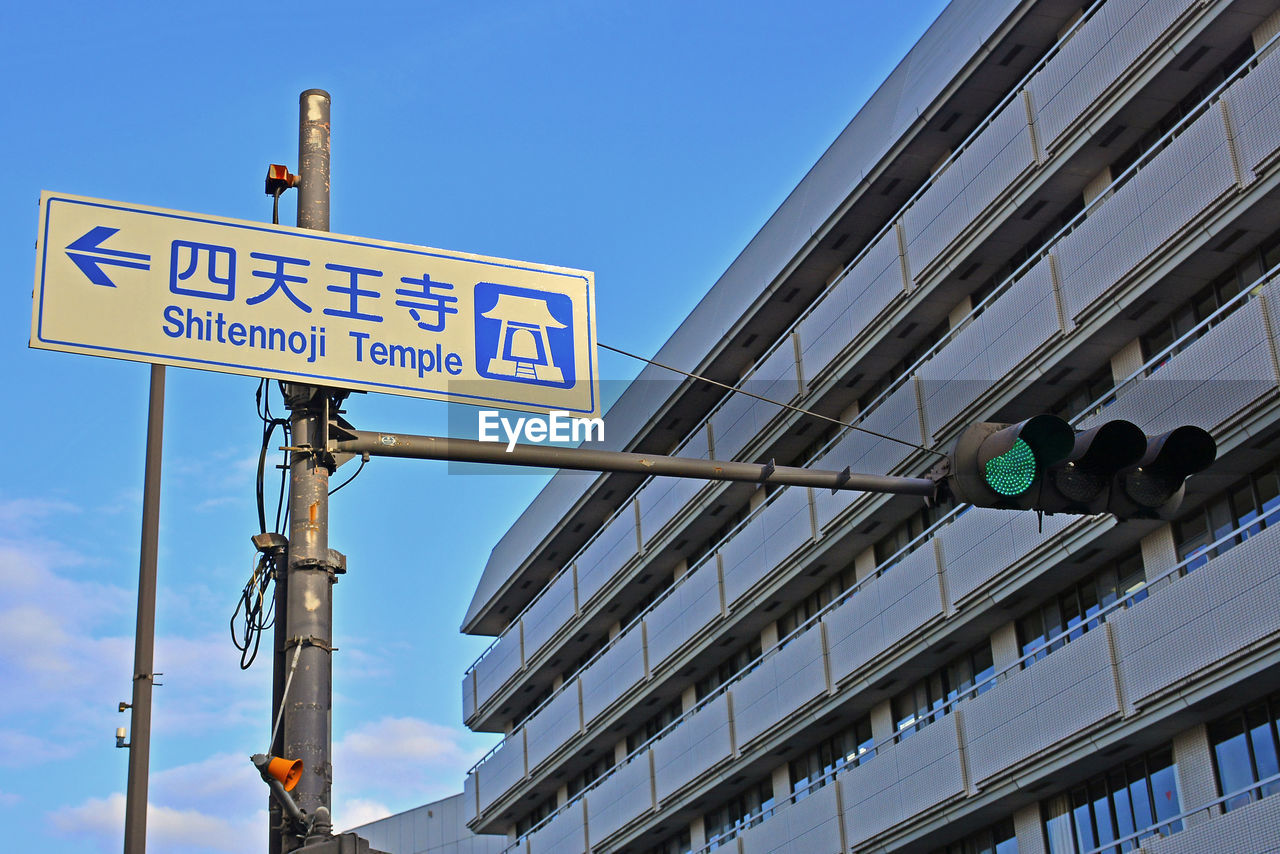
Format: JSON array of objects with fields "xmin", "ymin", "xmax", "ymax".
[
  {"xmin": 458, "ymin": 0, "xmax": 1280, "ymax": 851},
  {"xmin": 348, "ymin": 794, "xmax": 507, "ymax": 854}
]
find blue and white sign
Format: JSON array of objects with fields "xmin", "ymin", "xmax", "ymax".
[{"xmin": 31, "ymin": 192, "xmax": 599, "ymax": 416}]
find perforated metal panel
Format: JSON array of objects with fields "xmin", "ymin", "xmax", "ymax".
[
  {"xmin": 731, "ymin": 628, "xmax": 828, "ymax": 748},
  {"xmin": 637, "ymin": 425, "xmax": 712, "ymax": 546},
  {"xmin": 575, "ymin": 504, "xmax": 640, "ymax": 608},
  {"xmin": 964, "ymin": 97, "xmax": 1036, "ymax": 218},
  {"xmin": 840, "ymin": 713, "xmax": 966, "ymax": 848},
  {"xmin": 475, "ymin": 729, "xmax": 526, "ymax": 815},
  {"xmin": 584, "ymin": 751, "xmax": 655, "ymax": 846},
  {"xmin": 1079, "ymin": 300, "xmax": 1277, "ymax": 434},
  {"xmin": 824, "ymin": 543, "xmax": 943, "ymax": 685},
  {"xmin": 903, "ymin": 97, "xmax": 1034, "ymax": 278},
  {"xmin": 812, "ymin": 381, "xmax": 923, "ymax": 530},
  {"xmin": 939, "ymin": 507, "xmax": 1075, "ymax": 605},
  {"xmin": 1224, "ymin": 45, "xmax": 1280, "ymax": 182},
  {"xmin": 464, "ymin": 769, "xmax": 479, "ymax": 826},
  {"xmin": 798, "ymin": 227, "xmax": 906, "ymax": 386},
  {"xmin": 798, "ymin": 277, "xmax": 856, "ymax": 386},
  {"xmin": 709, "ymin": 389, "xmax": 758, "ymax": 464},
  {"xmin": 474, "ymin": 625, "xmax": 522, "ymax": 711},
  {"xmin": 1142, "ymin": 790, "xmax": 1280, "ymax": 854},
  {"xmin": 1030, "ymin": 0, "xmax": 1195, "ymax": 151},
  {"xmin": 710, "ymin": 342, "xmax": 801, "ymax": 463},
  {"xmin": 961, "ymin": 627, "xmax": 1120, "ymax": 784},
  {"xmin": 738, "ymin": 781, "xmax": 843, "ymax": 854},
  {"xmin": 652, "ymin": 694, "xmax": 734, "ymax": 804},
  {"xmin": 520, "ymin": 568, "xmax": 576, "ymax": 662},
  {"xmin": 1111, "ymin": 521, "xmax": 1280, "ymax": 706},
  {"xmin": 920, "ymin": 257, "xmax": 1059, "ymax": 439},
  {"xmin": 581, "ymin": 623, "xmax": 646, "ymax": 724},
  {"xmin": 903, "ymin": 160, "xmax": 972, "ymax": 278},
  {"xmin": 525, "ymin": 678, "xmax": 582, "ymax": 772},
  {"xmin": 645, "ymin": 561, "xmax": 723, "ymax": 672},
  {"xmin": 1060, "ymin": 106, "xmax": 1235, "ymax": 320},
  {"xmin": 462, "ymin": 669, "xmax": 477, "ymax": 723},
  {"xmin": 721, "ymin": 487, "xmax": 815, "ymax": 606},
  {"xmin": 526, "ymin": 800, "xmax": 587, "ymax": 854}
]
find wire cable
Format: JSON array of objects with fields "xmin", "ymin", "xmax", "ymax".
[
  {"xmin": 233, "ymin": 379, "xmax": 292, "ymax": 669},
  {"xmin": 267, "ymin": 644, "xmax": 303, "ymax": 754},
  {"xmin": 599, "ymin": 341, "xmax": 946, "ymax": 459},
  {"xmin": 328, "ymin": 456, "xmax": 366, "ymax": 496}
]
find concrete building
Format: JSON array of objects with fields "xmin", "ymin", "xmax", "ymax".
[
  {"xmin": 348, "ymin": 794, "xmax": 507, "ymax": 854},
  {"xmin": 458, "ymin": 0, "xmax": 1280, "ymax": 851}
]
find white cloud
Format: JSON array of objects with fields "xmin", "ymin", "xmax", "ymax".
[
  {"xmin": 332, "ymin": 716, "xmax": 495, "ymax": 818},
  {"xmin": 0, "ymin": 728, "xmax": 77, "ymax": 767},
  {"xmin": 49, "ymin": 792, "xmax": 266, "ymax": 854},
  {"xmin": 339, "ymin": 798, "xmax": 392, "ymax": 831},
  {"xmin": 0, "ymin": 498, "xmax": 81, "ymax": 527}
]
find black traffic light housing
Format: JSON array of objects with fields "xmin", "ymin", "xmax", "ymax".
[
  {"xmin": 948, "ymin": 414, "xmax": 1075, "ymax": 509},
  {"xmin": 1042, "ymin": 419, "xmax": 1148, "ymax": 514},
  {"xmin": 945, "ymin": 416, "xmax": 1217, "ymax": 520},
  {"xmin": 1107, "ymin": 425, "xmax": 1217, "ymax": 520}
]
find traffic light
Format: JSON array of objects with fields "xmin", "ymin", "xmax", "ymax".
[
  {"xmin": 947, "ymin": 414, "xmax": 1075, "ymax": 509},
  {"xmin": 945, "ymin": 416, "xmax": 1217, "ymax": 520},
  {"xmin": 1039, "ymin": 419, "xmax": 1148, "ymax": 515},
  {"xmin": 1105, "ymin": 425, "xmax": 1217, "ymax": 519}
]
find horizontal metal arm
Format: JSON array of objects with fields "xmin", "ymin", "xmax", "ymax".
[{"xmin": 328, "ymin": 429, "xmax": 938, "ymax": 498}]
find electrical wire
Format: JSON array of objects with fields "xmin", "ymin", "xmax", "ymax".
[
  {"xmin": 329, "ymin": 456, "xmax": 366, "ymax": 496},
  {"xmin": 599, "ymin": 341, "xmax": 947, "ymax": 460},
  {"xmin": 231, "ymin": 379, "xmax": 292, "ymax": 670}
]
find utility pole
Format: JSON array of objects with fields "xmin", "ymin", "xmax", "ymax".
[
  {"xmin": 122, "ymin": 364, "xmax": 165, "ymax": 854},
  {"xmin": 278, "ymin": 88, "xmax": 340, "ymax": 852}
]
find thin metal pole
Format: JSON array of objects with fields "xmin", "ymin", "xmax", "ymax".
[
  {"xmin": 123, "ymin": 363, "xmax": 165, "ymax": 854},
  {"xmin": 330, "ymin": 430, "xmax": 939, "ymax": 498},
  {"xmin": 279, "ymin": 88, "xmax": 334, "ymax": 853}
]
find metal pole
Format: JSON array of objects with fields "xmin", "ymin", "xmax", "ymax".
[
  {"xmin": 330, "ymin": 429, "xmax": 939, "ymax": 498},
  {"xmin": 123, "ymin": 363, "xmax": 165, "ymax": 854},
  {"xmin": 279, "ymin": 88, "xmax": 335, "ymax": 853}
]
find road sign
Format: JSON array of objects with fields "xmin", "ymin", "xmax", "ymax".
[{"xmin": 31, "ymin": 192, "xmax": 600, "ymax": 415}]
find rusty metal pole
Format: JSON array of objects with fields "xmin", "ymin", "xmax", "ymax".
[
  {"xmin": 278, "ymin": 88, "xmax": 337, "ymax": 853},
  {"xmin": 123, "ymin": 364, "xmax": 165, "ymax": 854}
]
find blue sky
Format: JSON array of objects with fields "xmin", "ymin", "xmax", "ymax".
[{"xmin": 0, "ymin": 2, "xmax": 947, "ymax": 850}]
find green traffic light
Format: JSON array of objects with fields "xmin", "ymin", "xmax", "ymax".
[{"xmin": 985, "ymin": 438, "xmax": 1037, "ymax": 496}]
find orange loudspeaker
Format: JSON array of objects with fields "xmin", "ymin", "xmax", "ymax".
[{"xmin": 265, "ymin": 756, "xmax": 303, "ymax": 792}]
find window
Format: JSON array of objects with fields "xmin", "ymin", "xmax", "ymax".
[
  {"xmin": 626, "ymin": 697, "xmax": 683, "ymax": 755},
  {"xmin": 893, "ymin": 640, "xmax": 994, "ymax": 740},
  {"xmin": 1137, "ymin": 228, "xmax": 1280, "ymax": 372},
  {"xmin": 873, "ymin": 503, "xmax": 941, "ymax": 565},
  {"xmin": 776, "ymin": 568, "xmax": 856, "ymax": 639},
  {"xmin": 647, "ymin": 827, "xmax": 692, "ymax": 854},
  {"xmin": 1109, "ymin": 39, "xmax": 1255, "ymax": 180},
  {"xmin": 1051, "ymin": 363, "xmax": 1113, "ymax": 421},
  {"xmin": 1041, "ymin": 748, "xmax": 1181, "ymax": 854},
  {"xmin": 566, "ymin": 752, "xmax": 614, "ymax": 799},
  {"xmin": 703, "ymin": 777, "xmax": 774, "ymax": 850},
  {"xmin": 1017, "ymin": 550, "xmax": 1145, "ymax": 665},
  {"xmin": 1173, "ymin": 462, "xmax": 1280, "ymax": 572},
  {"xmin": 1208, "ymin": 690, "xmax": 1280, "ymax": 811},
  {"xmin": 788, "ymin": 715, "xmax": 875, "ymax": 797},
  {"xmin": 935, "ymin": 817, "xmax": 1017, "ymax": 854},
  {"xmin": 514, "ymin": 793, "xmax": 556, "ymax": 836},
  {"xmin": 695, "ymin": 636, "xmax": 762, "ymax": 700}
]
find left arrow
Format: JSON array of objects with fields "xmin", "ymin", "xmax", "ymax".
[{"xmin": 65, "ymin": 226, "xmax": 151, "ymax": 287}]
